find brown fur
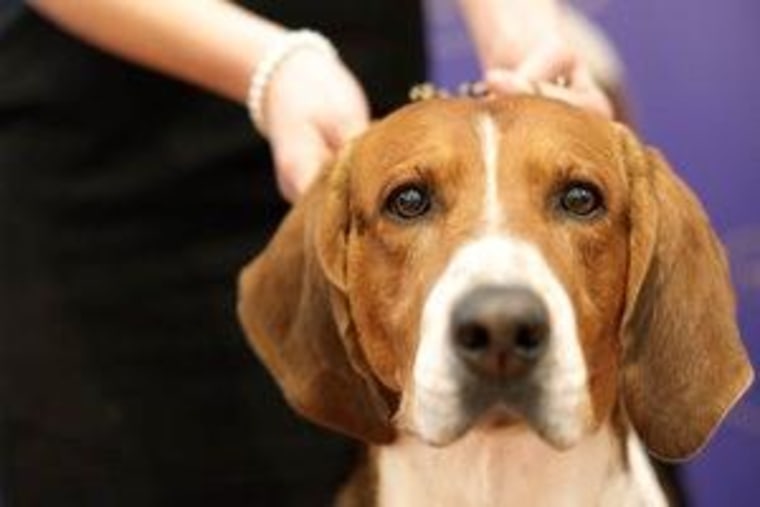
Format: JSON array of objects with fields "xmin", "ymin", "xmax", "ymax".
[
  {"xmin": 237, "ymin": 96, "xmax": 753, "ymax": 500},
  {"xmin": 617, "ymin": 126, "xmax": 754, "ymax": 459}
]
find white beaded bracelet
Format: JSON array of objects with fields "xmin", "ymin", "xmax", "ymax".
[{"xmin": 247, "ymin": 29, "xmax": 338, "ymax": 137}]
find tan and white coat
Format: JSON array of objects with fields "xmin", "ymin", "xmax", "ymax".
[{"xmin": 238, "ymin": 96, "xmax": 753, "ymax": 507}]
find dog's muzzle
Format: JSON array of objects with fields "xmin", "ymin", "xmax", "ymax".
[
  {"xmin": 452, "ymin": 285, "xmax": 549, "ymax": 380},
  {"xmin": 409, "ymin": 236, "xmax": 591, "ymax": 449}
]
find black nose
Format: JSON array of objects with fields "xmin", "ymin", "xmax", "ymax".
[{"xmin": 452, "ymin": 286, "xmax": 549, "ymax": 379}]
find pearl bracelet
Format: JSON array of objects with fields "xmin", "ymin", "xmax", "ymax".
[{"xmin": 247, "ymin": 29, "xmax": 338, "ymax": 137}]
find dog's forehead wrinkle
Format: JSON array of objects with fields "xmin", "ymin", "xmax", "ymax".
[{"xmin": 351, "ymin": 116, "xmax": 485, "ymax": 203}]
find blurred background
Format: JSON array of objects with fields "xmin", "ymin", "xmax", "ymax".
[
  {"xmin": 0, "ymin": 1, "xmax": 756, "ymax": 505},
  {"xmin": 425, "ymin": 0, "xmax": 760, "ymax": 505}
]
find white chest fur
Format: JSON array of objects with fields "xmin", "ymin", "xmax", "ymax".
[{"xmin": 375, "ymin": 424, "xmax": 667, "ymax": 507}]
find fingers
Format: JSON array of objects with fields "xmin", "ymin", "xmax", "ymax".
[
  {"xmin": 323, "ymin": 106, "xmax": 369, "ymax": 151},
  {"xmin": 270, "ymin": 123, "xmax": 331, "ymax": 202},
  {"xmin": 531, "ymin": 65, "xmax": 612, "ymax": 117},
  {"xmin": 262, "ymin": 49, "xmax": 370, "ymax": 202},
  {"xmin": 513, "ymin": 38, "xmax": 576, "ymax": 86},
  {"xmin": 271, "ymin": 100, "xmax": 367, "ymax": 203},
  {"xmin": 534, "ymin": 81, "xmax": 612, "ymax": 117},
  {"xmin": 487, "ymin": 39, "xmax": 574, "ymax": 92},
  {"xmin": 485, "ymin": 68, "xmax": 532, "ymax": 94},
  {"xmin": 272, "ymin": 109, "xmax": 368, "ymax": 203},
  {"xmin": 485, "ymin": 39, "xmax": 613, "ymax": 119}
]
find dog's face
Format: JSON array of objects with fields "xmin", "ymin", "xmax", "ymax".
[
  {"xmin": 239, "ymin": 97, "xmax": 753, "ymax": 460},
  {"xmin": 343, "ymin": 99, "xmax": 627, "ymax": 448}
]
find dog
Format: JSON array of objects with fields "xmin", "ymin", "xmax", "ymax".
[{"xmin": 238, "ymin": 95, "xmax": 754, "ymax": 506}]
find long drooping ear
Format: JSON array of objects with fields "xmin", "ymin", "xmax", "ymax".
[
  {"xmin": 619, "ymin": 126, "xmax": 754, "ymax": 460},
  {"xmin": 237, "ymin": 153, "xmax": 395, "ymax": 444}
]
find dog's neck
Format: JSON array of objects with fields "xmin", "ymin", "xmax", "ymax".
[{"xmin": 374, "ymin": 422, "xmax": 667, "ymax": 507}]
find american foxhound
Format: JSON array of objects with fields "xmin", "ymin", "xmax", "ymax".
[{"xmin": 238, "ymin": 96, "xmax": 753, "ymax": 506}]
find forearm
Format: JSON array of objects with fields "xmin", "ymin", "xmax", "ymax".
[
  {"xmin": 29, "ymin": 0, "xmax": 286, "ymax": 104},
  {"xmin": 457, "ymin": 0, "xmax": 563, "ymax": 67}
]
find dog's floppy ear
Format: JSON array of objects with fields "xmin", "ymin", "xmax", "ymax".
[
  {"xmin": 237, "ymin": 151, "xmax": 395, "ymax": 444},
  {"xmin": 618, "ymin": 125, "xmax": 754, "ymax": 460}
]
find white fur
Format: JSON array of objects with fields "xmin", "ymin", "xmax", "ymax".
[
  {"xmin": 406, "ymin": 235, "xmax": 591, "ymax": 448},
  {"xmin": 377, "ymin": 422, "xmax": 663, "ymax": 507},
  {"xmin": 622, "ymin": 431, "xmax": 669, "ymax": 507},
  {"xmin": 477, "ymin": 114, "xmax": 502, "ymax": 230},
  {"xmin": 380, "ymin": 110, "xmax": 667, "ymax": 507},
  {"xmin": 391, "ymin": 232, "xmax": 667, "ymax": 505}
]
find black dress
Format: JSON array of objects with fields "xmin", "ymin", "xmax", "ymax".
[{"xmin": 0, "ymin": 2, "xmax": 425, "ymax": 506}]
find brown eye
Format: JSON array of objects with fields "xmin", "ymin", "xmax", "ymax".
[
  {"xmin": 559, "ymin": 182, "xmax": 603, "ymax": 218},
  {"xmin": 385, "ymin": 184, "xmax": 431, "ymax": 220}
]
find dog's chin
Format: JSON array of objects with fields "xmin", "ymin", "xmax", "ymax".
[
  {"xmin": 524, "ymin": 409, "xmax": 588, "ymax": 451},
  {"xmin": 408, "ymin": 394, "xmax": 590, "ymax": 451}
]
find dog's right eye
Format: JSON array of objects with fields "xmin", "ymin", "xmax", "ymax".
[
  {"xmin": 558, "ymin": 181, "xmax": 604, "ymax": 219},
  {"xmin": 385, "ymin": 183, "xmax": 432, "ymax": 220}
]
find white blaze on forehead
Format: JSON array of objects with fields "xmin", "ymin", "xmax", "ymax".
[
  {"xmin": 476, "ymin": 114, "xmax": 503, "ymax": 230},
  {"xmin": 409, "ymin": 235, "xmax": 592, "ymax": 446}
]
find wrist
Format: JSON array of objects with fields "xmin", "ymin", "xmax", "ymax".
[
  {"xmin": 459, "ymin": 0, "xmax": 563, "ymax": 69},
  {"xmin": 246, "ymin": 29, "xmax": 338, "ymax": 137}
]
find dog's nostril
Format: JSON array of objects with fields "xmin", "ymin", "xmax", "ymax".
[
  {"xmin": 451, "ymin": 285, "xmax": 550, "ymax": 378},
  {"xmin": 514, "ymin": 322, "xmax": 547, "ymax": 359},
  {"xmin": 456, "ymin": 323, "xmax": 491, "ymax": 352}
]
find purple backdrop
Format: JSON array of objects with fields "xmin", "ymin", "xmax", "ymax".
[{"xmin": 425, "ymin": 1, "xmax": 760, "ymax": 505}]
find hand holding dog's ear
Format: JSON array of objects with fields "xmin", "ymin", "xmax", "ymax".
[
  {"xmin": 460, "ymin": 1, "xmax": 613, "ymax": 118},
  {"xmin": 264, "ymin": 49, "xmax": 369, "ymax": 202},
  {"xmin": 485, "ymin": 38, "xmax": 612, "ymax": 118}
]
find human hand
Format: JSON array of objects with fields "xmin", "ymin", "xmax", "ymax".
[
  {"xmin": 485, "ymin": 35, "xmax": 613, "ymax": 118},
  {"xmin": 262, "ymin": 48, "xmax": 369, "ymax": 202},
  {"xmin": 459, "ymin": 0, "xmax": 612, "ymax": 118}
]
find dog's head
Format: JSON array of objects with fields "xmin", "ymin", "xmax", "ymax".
[{"xmin": 238, "ymin": 96, "xmax": 753, "ymax": 460}]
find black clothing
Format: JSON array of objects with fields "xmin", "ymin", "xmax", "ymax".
[{"xmin": 0, "ymin": 2, "xmax": 425, "ymax": 505}]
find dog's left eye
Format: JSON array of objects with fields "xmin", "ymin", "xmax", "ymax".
[
  {"xmin": 385, "ymin": 183, "xmax": 432, "ymax": 220},
  {"xmin": 559, "ymin": 182, "xmax": 604, "ymax": 218}
]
